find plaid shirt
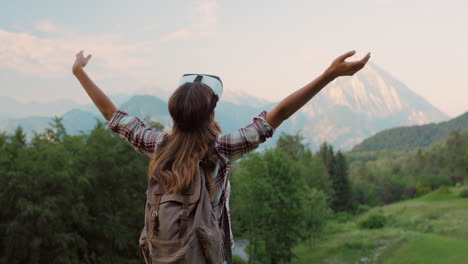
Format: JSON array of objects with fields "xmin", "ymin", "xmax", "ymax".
[{"xmin": 107, "ymin": 109, "xmax": 275, "ymax": 247}]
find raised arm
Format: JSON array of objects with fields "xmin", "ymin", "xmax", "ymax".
[
  {"xmin": 266, "ymin": 50, "xmax": 371, "ymax": 129},
  {"xmin": 72, "ymin": 50, "xmax": 117, "ymax": 121}
]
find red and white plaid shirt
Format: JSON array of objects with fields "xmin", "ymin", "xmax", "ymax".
[{"xmin": 107, "ymin": 109, "xmax": 275, "ymax": 247}]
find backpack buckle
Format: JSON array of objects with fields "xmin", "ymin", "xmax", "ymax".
[
  {"xmin": 151, "ymin": 210, "xmax": 158, "ymax": 220},
  {"xmin": 180, "ymin": 209, "xmax": 189, "ymax": 218}
]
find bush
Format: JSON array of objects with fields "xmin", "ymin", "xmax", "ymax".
[
  {"xmin": 355, "ymin": 204, "xmax": 371, "ymax": 215},
  {"xmin": 450, "ymin": 175, "xmax": 464, "ymax": 186},
  {"xmin": 416, "ymin": 184, "xmax": 431, "ymax": 197},
  {"xmin": 423, "ymin": 174, "xmax": 451, "ymax": 190},
  {"xmin": 460, "ymin": 189, "xmax": 468, "ymax": 198},
  {"xmin": 334, "ymin": 212, "xmax": 353, "ymax": 223},
  {"xmin": 233, "ymin": 255, "xmax": 247, "ymax": 264},
  {"xmin": 344, "ymin": 240, "xmax": 373, "ymax": 250},
  {"xmin": 402, "ymin": 186, "xmax": 417, "ymax": 199},
  {"xmin": 438, "ymin": 186, "xmax": 451, "ymax": 194},
  {"xmin": 358, "ymin": 211, "xmax": 387, "ymax": 229}
]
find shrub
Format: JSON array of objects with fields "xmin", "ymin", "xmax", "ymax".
[
  {"xmin": 438, "ymin": 186, "xmax": 451, "ymax": 194},
  {"xmin": 334, "ymin": 212, "xmax": 353, "ymax": 223},
  {"xmin": 450, "ymin": 175, "xmax": 464, "ymax": 186},
  {"xmin": 416, "ymin": 184, "xmax": 431, "ymax": 197},
  {"xmin": 460, "ymin": 189, "xmax": 468, "ymax": 198},
  {"xmin": 425, "ymin": 211, "xmax": 439, "ymax": 220},
  {"xmin": 402, "ymin": 186, "xmax": 417, "ymax": 199},
  {"xmin": 355, "ymin": 204, "xmax": 371, "ymax": 215},
  {"xmin": 358, "ymin": 211, "xmax": 387, "ymax": 229},
  {"xmin": 344, "ymin": 240, "xmax": 373, "ymax": 250},
  {"xmin": 423, "ymin": 174, "xmax": 451, "ymax": 190},
  {"xmin": 233, "ymin": 256, "xmax": 247, "ymax": 264}
]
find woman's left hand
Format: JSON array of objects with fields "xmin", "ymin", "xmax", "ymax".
[{"xmin": 325, "ymin": 50, "xmax": 371, "ymax": 79}]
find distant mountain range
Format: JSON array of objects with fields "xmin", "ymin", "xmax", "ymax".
[
  {"xmin": 0, "ymin": 63, "xmax": 454, "ymax": 150},
  {"xmin": 352, "ymin": 111, "xmax": 468, "ymax": 152},
  {"xmin": 0, "ymin": 94, "xmax": 135, "ymax": 119},
  {"xmin": 0, "ymin": 96, "xmax": 81, "ymax": 119}
]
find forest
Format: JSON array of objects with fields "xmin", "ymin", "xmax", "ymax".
[{"xmin": 0, "ymin": 118, "xmax": 467, "ymax": 264}]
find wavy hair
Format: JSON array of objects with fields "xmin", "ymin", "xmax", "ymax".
[{"xmin": 148, "ymin": 82, "xmax": 222, "ymax": 195}]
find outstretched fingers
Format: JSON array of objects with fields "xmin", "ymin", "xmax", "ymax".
[
  {"xmin": 349, "ymin": 53, "xmax": 371, "ymax": 74},
  {"xmin": 360, "ymin": 52, "xmax": 371, "ymax": 65},
  {"xmin": 73, "ymin": 50, "xmax": 92, "ymax": 71},
  {"xmin": 328, "ymin": 50, "xmax": 371, "ymax": 77},
  {"xmin": 76, "ymin": 50, "xmax": 92, "ymax": 63},
  {"xmin": 85, "ymin": 54, "xmax": 92, "ymax": 62},
  {"xmin": 336, "ymin": 50, "xmax": 356, "ymax": 63}
]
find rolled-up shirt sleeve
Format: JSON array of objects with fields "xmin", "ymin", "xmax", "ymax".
[
  {"xmin": 107, "ymin": 110, "xmax": 167, "ymax": 158},
  {"xmin": 215, "ymin": 111, "xmax": 275, "ymax": 161}
]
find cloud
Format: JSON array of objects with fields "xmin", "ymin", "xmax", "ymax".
[
  {"xmin": 191, "ymin": 0, "xmax": 219, "ymax": 28},
  {"xmin": 0, "ymin": 24, "xmax": 153, "ymax": 79},
  {"xmin": 35, "ymin": 20, "xmax": 59, "ymax": 33},
  {"xmin": 159, "ymin": 0, "xmax": 219, "ymax": 42},
  {"xmin": 160, "ymin": 28, "xmax": 191, "ymax": 42}
]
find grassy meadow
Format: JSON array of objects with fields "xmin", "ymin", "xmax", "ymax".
[{"xmin": 292, "ymin": 186, "xmax": 468, "ymax": 264}]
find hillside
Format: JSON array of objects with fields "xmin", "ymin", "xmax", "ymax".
[
  {"xmin": 293, "ymin": 187, "xmax": 468, "ymax": 264},
  {"xmin": 352, "ymin": 111, "xmax": 468, "ymax": 152}
]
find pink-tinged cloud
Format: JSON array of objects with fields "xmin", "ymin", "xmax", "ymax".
[
  {"xmin": 191, "ymin": 0, "xmax": 219, "ymax": 28},
  {"xmin": 0, "ymin": 24, "xmax": 153, "ymax": 79},
  {"xmin": 35, "ymin": 20, "xmax": 59, "ymax": 33},
  {"xmin": 159, "ymin": 0, "xmax": 219, "ymax": 42},
  {"xmin": 160, "ymin": 28, "xmax": 191, "ymax": 42}
]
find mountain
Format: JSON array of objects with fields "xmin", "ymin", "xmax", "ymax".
[
  {"xmin": 0, "ymin": 94, "xmax": 135, "ymax": 120},
  {"xmin": 351, "ymin": 111, "xmax": 468, "ymax": 152},
  {"xmin": 0, "ymin": 115, "xmax": 53, "ymax": 137},
  {"xmin": 77, "ymin": 94, "xmax": 135, "ymax": 116},
  {"xmin": 275, "ymin": 62, "xmax": 449, "ymax": 149},
  {"xmin": 0, "ymin": 94, "xmax": 136, "ymax": 139},
  {"xmin": 0, "ymin": 63, "xmax": 450, "ymax": 150},
  {"xmin": 0, "ymin": 109, "xmax": 106, "ymax": 140},
  {"xmin": 61, "ymin": 109, "xmax": 106, "ymax": 135},
  {"xmin": 222, "ymin": 89, "xmax": 272, "ymax": 108},
  {"xmin": 0, "ymin": 96, "xmax": 81, "ymax": 118},
  {"xmin": 120, "ymin": 95, "xmax": 171, "ymax": 124}
]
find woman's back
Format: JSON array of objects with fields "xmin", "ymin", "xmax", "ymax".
[{"xmin": 107, "ymin": 107, "xmax": 276, "ymax": 248}]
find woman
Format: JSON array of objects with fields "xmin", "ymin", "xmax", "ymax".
[{"xmin": 72, "ymin": 49, "xmax": 370, "ymax": 263}]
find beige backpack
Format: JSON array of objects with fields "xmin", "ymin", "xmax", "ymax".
[{"xmin": 139, "ymin": 162, "xmax": 231, "ymax": 264}]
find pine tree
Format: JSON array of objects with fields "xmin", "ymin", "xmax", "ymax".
[
  {"xmin": 276, "ymin": 132, "xmax": 306, "ymax": 160},
  {"xmin": 319, "ymin": 143, "xmax": 353, "ymax": 212},
  {"xmin": 332, "ymin": 151, "xmax": 353, "ymax": 211}
]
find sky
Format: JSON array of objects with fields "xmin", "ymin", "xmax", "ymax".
[{"xmin": 0, "ymin": 0, "xmax": 467, "ymax": 117}]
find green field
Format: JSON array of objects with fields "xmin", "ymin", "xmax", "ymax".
[{"xmin": 292, "ymin": 187, "xmax": 468, "ymax": 264}]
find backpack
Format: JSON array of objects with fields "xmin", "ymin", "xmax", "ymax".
[{"xmin": 139, "ymin": 162, "xmax": 231, "ymax": 264}]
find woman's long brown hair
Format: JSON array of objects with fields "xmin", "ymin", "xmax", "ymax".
[{"xmin": 148, "ymin": 82, "xmax": 222, "ymax": 194}]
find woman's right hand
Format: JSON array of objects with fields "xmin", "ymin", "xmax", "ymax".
[
  {"xmin": 72, "ymin": 50, "xmax": 92, "ymax": 74},
  {"xmin": 325, "ymin": 50, "xmax": 371, "ymax": 79}
]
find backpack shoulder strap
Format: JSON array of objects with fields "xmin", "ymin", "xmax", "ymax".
[
  {"xmin": 222, "ymin": 203, "xmax": 233, "ymax": 264},
  {"xmin": 179, "ymin": 188, "xmax": 191, "ymax": 238},
  {"xmin": 199, "ymin": 158, "xmax": 232, "ymax": 263}
]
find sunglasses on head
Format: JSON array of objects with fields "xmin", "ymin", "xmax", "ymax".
[
  {"xmin": 179, "ymin": 74, "xmax": 223, "ymax": 98},
  {"xmin": 174, "ymin": 74, "xmax": 223, "ymax": 131}
]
